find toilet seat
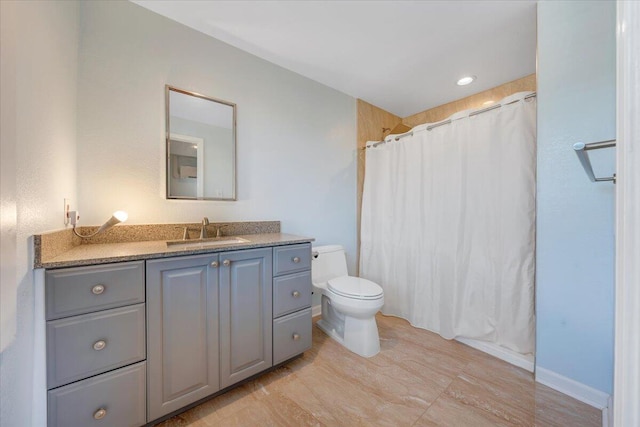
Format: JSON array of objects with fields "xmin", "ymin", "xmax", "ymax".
[{"xmin": 327, "ymin": 276, "xmax": 383, "ymax": 300}]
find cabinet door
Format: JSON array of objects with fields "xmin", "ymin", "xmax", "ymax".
[
  {"xmin": 146, "ymin": 254, "xmax": 220, "ymax": 421},
  {"xmin": 219, "ymin": 248, "xmax": 273, "ymax": 388}
]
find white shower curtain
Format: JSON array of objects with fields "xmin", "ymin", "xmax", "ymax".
[{"xmin": 360, "ymin": 92, "xmax": 536, "ymax": 354}]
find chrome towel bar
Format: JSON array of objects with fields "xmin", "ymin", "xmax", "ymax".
[{"xmin": 573, "ymin": 139, "xmax": 616, "ymax": 184}]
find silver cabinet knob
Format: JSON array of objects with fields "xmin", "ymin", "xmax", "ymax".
[
  {"xmin": 93, "ymin": 408, "xmax": 107, "ymax": 420},
  {"xmin": 292, "ymin": 256, "xmax": 300, "ymax": 263},
  {"xmin": 222, "ymin": 259, "xmax": 231, "ymax": 267},
  {"xmin": 211, "ymin": 260, "xmax": 219, "ymax": 268},
  {"xmin": 292, "ymin": 291, "xmax": 301, "ymax": 298},
  {"xmin": 91, "ymin": 284, "xmax": 105, "ymax": 295},
  {"xmin": 292, "ymin": 333, "xmax": 300, "ymax": 341},
  {"xmin": 93, "ymin": 340, "xmax": 107, "ymax": 351}
]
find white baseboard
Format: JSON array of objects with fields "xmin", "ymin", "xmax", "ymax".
[
  {"xmin": 312, "ymin": 304, "xmax": 321, "ymax": 317},
  {"xmin": 535, "ymin": 367, "xmax": 611, "ymax": 410},
  {"xmin": 456, "ymin": 336, "xmax": 534, "ymax": 372}
]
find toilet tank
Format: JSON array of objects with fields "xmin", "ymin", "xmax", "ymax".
[{"xmin": 311, "ymin": 245, "xmax": 348, "ymax": 286}]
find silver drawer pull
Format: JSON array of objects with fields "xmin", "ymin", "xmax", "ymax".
[
  {"xmin": 292, "ymin": 333, "xmax": 301, "ymax": 341},
  {"xmin": 292, "ymin": 291, "xmax": 301, "ymax": 298},
  {"xmin": 222, "ymin": 259, "xmax": 231, "ymax": 267},
  {"xmin": 93, "ymin": 340, "xmax": 107, "ymax": 351},
  {"xmin": 91, "ymin": 284, "xmax": 105, "ymax": 295},
  {"xmin": 93, "ymin": 408, "xmax": 107, "ymax": 420},
  {"xmin": 211, "ymin": 261, "xmax": 219, "ymax": 268},
  {"xmin": 292, "ymin": 256, "xmax": 300, "ymax": 263}
]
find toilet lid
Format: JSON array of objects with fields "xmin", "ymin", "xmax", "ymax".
[{"xmin": 327, "ymin": 276, "xmax": 383, "ymax": 300}]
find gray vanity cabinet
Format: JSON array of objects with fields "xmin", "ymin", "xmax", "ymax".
[
  {"xmin": 219, "ymin": 248, "xmax": 273, "ymax": 388},
  {"xmin": 44, "ymin": 241, "xmax": 310, "ymax": 426},
  {"xmin": 272, "ymin": 244, "xmax": 312, "ymax": 365},
  {"xmin": 146, "ymin": 247, "xmax": 273, "ymax": 420},
  {"xmin": 45, "ymin": 261, "xmax": 146, "ymax": 427},
  {"xmin": 146, "ymin": 254, "xmax": 220, "ymax": 421}
]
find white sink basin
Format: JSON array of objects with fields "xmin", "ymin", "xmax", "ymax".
[{"xmin": 167, "ymin": 237, "xmax": 250, "ymax": 249}]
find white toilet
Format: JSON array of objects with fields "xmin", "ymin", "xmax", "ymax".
[{"xmin": 311, "ymin": 245, "xmax": 384, "ymax": 357}]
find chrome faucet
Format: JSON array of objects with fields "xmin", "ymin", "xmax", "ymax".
[{"xmin": 200, "ymin": 217, "xmax": 209, "ymax": 239}]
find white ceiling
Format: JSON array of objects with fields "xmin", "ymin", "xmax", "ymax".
[{"xmin": 133, "ymin": 1, "xmax": 537, "ymax": 118}]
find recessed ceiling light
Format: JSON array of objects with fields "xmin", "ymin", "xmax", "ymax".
[{"xmin": 457, "ymin": 76, "xmax": 476, "ymax": 86}]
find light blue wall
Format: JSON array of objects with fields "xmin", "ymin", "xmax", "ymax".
[
  {"xmin": 2, "ymin": 1, "xmax": 357, "ymax": 424},
  {"xmin": 0, "ymin": 1, "xmax": 80, "ymax": 426},
  {"xmin": 536, "ymin": 1, "xmax": 616, "ymax": 394},
  {"xmin": 76, "ymin": 1, "xmax": 358, "ymax": 275}
]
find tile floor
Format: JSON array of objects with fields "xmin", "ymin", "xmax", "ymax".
[{"xmin": 157, "ymin": 314, "xmax": 601, "ymax": 426}]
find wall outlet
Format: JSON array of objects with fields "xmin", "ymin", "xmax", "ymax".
[{"xmin": 64, "ymin": 198, "xmax": 71, "ymax": 225}]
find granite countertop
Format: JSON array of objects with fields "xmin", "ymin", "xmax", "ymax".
[
  {"xmin": 34, "ymin": 221, "xmax": 314, "ymax": 269},
  {"xmin": 37, "ymin": 233, "xmax": 314, "ymax": 269}
]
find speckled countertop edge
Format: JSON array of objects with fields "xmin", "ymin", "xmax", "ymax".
[
  {"xmin": 36, "ymin": 233, "xmax": 314, "ymax": 269},
  {"xmin": 33, "ymin": 221, "xmax": 316, "ymax": 269}
]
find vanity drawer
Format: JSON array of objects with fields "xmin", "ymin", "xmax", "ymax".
[
  {"xmin": 46, "ymin": 261, "xmax": 144, "ymax": 320},
  {"xmin": 273, "ymin": 308, "xmax": 312, "ymax": 365},
  {"xmin": 48, "ymin": 361, "xmax": 146, "ymax": 427},
  {"xmin": 273, "ymin": 243, "xmax": 311, "ymax": 276},
  {"xmin": 47, "ymin": 304, "xmax": 146, "ymax": 389},
  {"xmin": 273, "ymin": 271, "xmax": 312, "ymax": 318}
]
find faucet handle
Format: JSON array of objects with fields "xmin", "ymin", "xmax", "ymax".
[
  {"xmin": 200, "ymin": 218, "xmax": 209, "ymax": 239},
  {"xmin": 174, "ymin": 226, "xmax": 189, "ymax": 240}
]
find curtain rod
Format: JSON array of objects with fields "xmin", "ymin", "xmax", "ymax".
[{"xmin": 363, "ymin": 92, "xmax": 537, "ymax": 150}]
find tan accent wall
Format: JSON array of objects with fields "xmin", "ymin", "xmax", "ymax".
[
  {"xmin": 356, "ymin": 99, "xmax": 402, "ymax": 272},
  {"xmin": 402, "ymin": 74, "xmax": 537, "ymax": 127}
]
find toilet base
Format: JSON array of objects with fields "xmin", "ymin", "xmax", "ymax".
[{"xmin": 316, "ymin": 295, "xmax": 381, "ymax": 358}]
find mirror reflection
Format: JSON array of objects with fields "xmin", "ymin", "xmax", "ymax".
[{"xmin": 166, "ymin": 86, "xmax": 236, "ymax": 200}]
